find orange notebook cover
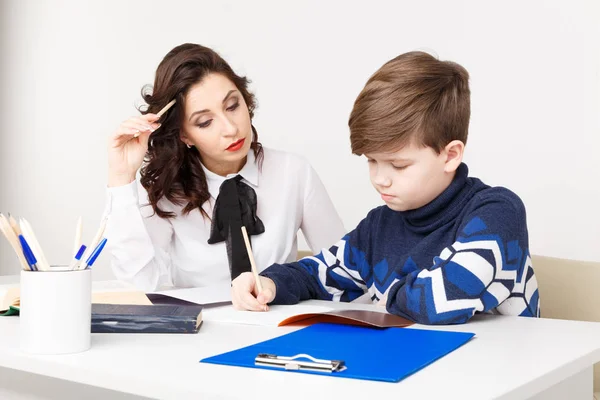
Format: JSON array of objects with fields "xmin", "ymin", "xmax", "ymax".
[{"xmin": 279, "ymin": 309, "xmax": 413, "ymax": 328}]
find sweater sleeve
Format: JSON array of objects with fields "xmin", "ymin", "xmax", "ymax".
[
  {"xmin": 261, "ymin": 210, "xmax": 377, "ymax": 305},
  {"xmin": 387, "ymin": 191, "xmax": 539, "ymax": 324}
]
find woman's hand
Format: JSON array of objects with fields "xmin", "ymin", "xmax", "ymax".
[{"xmin": 107, "ymin": 114, "xmax": 161, "ymax": 187}]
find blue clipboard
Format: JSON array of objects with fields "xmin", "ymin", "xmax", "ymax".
[{"xmin": 201, "ymin": 323, "xmax": 475, "ymax": 382}]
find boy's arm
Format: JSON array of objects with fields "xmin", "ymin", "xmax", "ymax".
[
  {"xmin": 260, "ymin": 211, "xmax": 376, "ymax": 305},
  {"xmin": 387, "ymin": 193, "xmax": 539, "ymax": 324}
]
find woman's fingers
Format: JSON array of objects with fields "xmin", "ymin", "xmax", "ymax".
[
  {"xmin": 122, "ymin": 119, "xmax": 159, "ymax": 135},
  {"xmin": 111, "ymin": 128, "xmax": 152, "ymax": 148}
]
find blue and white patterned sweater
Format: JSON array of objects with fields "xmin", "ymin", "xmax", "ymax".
[{"xmin": 261, "ymin": 163, "xmax": 540, "ymax": 324}]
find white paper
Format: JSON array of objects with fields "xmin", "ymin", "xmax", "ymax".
[
  {"xmin": 0, "ymin": 286, "xmax": 10, "ymax": 300},
  {"xmin": 0, "ymin": 286, "xmax": 18, "ymax": 310},
  {"xmin": 203, "ymin": 304, "xmax": 334, "ymax": 327},
  {"xmin": 151, "ymin": 283, "xmax": 232, "ymax": 305}
]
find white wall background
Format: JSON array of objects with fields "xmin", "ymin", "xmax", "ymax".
[{"xmin": 1, "ymin": 0, "xmax": 599, "ymax": 280}]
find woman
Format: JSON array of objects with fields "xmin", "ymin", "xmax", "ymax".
[{"xmin": 104, "ymin": 43, "xmax": 345, "ymax": 291}]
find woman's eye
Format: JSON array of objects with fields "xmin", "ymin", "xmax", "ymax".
[{"xmin": 197, "ymin": 120, "xmax": 212, "ymax": 128}]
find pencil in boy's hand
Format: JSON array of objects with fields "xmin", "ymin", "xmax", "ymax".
[{"xmin": 240, "ymin": 226, "xmax": 263, "ymax": 294}]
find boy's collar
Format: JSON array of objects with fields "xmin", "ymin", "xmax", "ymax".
[{"xmin": 400, "ymin": 163, "xmax": 470, "ymax": 230}]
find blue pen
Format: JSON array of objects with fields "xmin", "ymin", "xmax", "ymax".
[
  {"xmin": 18, "ymin": 235, "xmax": 38, "ymax": 271},
  {"xmin": 84, "ymin": 238, "xmax": 107, "ymax": 269},
  {"xmin": 69, "ymin": 244, "xmax": 87, "ymax": 270}
]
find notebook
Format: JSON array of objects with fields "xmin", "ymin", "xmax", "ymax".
[
  {"xmin": 91, "ymin": 303, "xmax": 203, "ymax": 334},
  {"xmin": 0, "ymin": 287, "xmax": 20, "ymax": 316},
  {"xmin": 201, "ymin": 323, "xmax": 475, "ymax": 382},
  {"xmin": 146, "ymin": 293, "xmax": 231, "ymax": 309},
  {"xmin": 150, "ymin": 283, "xmax": 232, "ymax": 306},
  {"xmin": 203, "ymin": 304, "xmax": 413, "ymax": 328}
]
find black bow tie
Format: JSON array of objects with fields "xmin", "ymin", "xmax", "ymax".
[{"xmin": 207, "ymin": 175, "xmax": 265, "ymax": 280}]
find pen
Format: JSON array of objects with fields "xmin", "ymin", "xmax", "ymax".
[
  {"xmin": 20, "ymin": 218, "xmax": 50, "ymax": 271},
  {"xmin": 83, "ymin": 238, "xmax": 107, "ymax": 269},
  {"xmin": 78, "ymin": 218, "xmax": 107, "ymax": 270},
  {"xmin": 69, "ymin": 244, "xmax": 87, "ymax": 270},
  {"xmin": 18, "ymin": 235, "xmax": 38, "ymax": 271}
]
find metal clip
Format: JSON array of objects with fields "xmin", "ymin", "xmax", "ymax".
[{"xmin": 255, "ymin": 353, "xmax": 346, "ymax": 373}]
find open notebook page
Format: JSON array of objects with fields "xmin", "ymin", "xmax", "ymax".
[{"xmin": 203, "ymin": 304, "xmax": 335, "ymax": 327}]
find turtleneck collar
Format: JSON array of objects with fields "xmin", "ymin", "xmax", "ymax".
[{"xmin": 399, "ymin": 163, "xmax": 474, "ymax": 233}]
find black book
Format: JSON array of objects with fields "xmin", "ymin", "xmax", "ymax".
[
  {"xmin": 146, "ymin": 293, "xmax": 201, "ymax": 307},
  {"xmin": 91, "ymin": 303, "xmax": 203, "ymax": 334},
  {"xmin": 146, "ymin": 293, "xmax": 232, "ymax": 309}
]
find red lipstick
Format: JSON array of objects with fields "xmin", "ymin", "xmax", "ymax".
[{"xmin": 226, "ymin": 138, "xmax": 245, "ymax": 152}]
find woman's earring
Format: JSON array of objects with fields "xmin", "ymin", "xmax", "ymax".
[{"xmin": 186, "ymin": 144, "xmax": 192, "ymax": 149}]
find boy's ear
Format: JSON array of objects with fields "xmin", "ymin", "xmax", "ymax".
[{"xmin": 443, "ymin": 140, "xmax": 465, "ymax": 172}]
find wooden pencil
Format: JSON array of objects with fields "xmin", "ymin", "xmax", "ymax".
[
  {"xmin": 241, "ymin": 226, "xmax": 263, "ymax": 293},
  {"xmin": 0, "ymin": 213, "xmax": 30, "ymax": 270}
]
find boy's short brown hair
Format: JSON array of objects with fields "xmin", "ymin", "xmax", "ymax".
[{"xmin": 349, "ymin": 51, "xmax": 470, "ymax": 155}]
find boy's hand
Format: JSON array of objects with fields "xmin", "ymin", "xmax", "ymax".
[{"xmin": 231, "ymin": 272, "xmax": 276, "ymax": 312}]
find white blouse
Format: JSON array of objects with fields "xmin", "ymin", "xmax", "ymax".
[{"xmin": 103, "ymin": 148, "xmax": 346, "ymax": 292}]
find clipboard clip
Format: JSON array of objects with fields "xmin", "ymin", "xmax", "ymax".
[{"xmin": 255, "ymin": 353, "xmax": 346, "ymax": 373}]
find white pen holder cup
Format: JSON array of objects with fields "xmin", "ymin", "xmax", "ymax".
[{"xmin": 20, "ymin": 267, "xmax": 92, "ymax": 354}]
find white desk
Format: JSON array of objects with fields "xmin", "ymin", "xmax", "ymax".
[{"xmin": 1, "ymin": 278, "xmax": 599, "ymax": 400}]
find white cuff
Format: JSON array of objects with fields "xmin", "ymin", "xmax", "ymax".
[{"xmin": 106, "ymin": 180, "xmax": 139, "ymax": 214}]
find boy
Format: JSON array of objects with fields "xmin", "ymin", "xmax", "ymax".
[{"xmin": 231, "ymin": 51, "xmax": 540, "ymax": 324}]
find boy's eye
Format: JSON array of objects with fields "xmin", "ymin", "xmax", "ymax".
[
  {"xmin": 226, "ymin": 102, "xmax": 239, "ymax": 112},
  {"xmin": 197, "ymin": 120, "xmax": 212, "ymax": 128},
  {"xmin": 392, "ymin": 165, "xmax": 408, "ymax": 170}
]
